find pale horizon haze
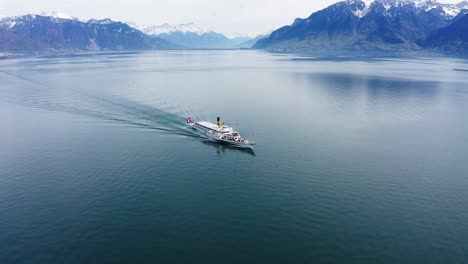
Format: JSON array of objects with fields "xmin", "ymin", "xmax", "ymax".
[{"xmin": 0, "ymin": 0, "xmax": 459, "ymax": 37}]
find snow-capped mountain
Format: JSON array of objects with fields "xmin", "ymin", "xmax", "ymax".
[
  {"xmin": 39, "ymin": 11, "xmax": 79, "ymax": 20},
  {"xmin": 254, "ymin": 0, "xmax": 468, "ymax": 51},
  {"xmin": 0, "ymin": 14, "xmax": 175, "ymax": 52},
  {"xmin": 136, "ymin": 23, "xmax": 209, "ymax": 36},
  {"xmin": 345, "ymin": 0, "xmax": 468, "ymax": 18},
  {"xmin": 0, "ymin": 12, "xmax": 81, "ymax": 29},
  {"xmin": 133, "ymin": 22, "xmax": 252, "ymax": 49}
]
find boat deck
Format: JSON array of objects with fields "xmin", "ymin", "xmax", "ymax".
[{"xmin": 195, "ymin": 122, "xmax": 231, "ymax": 133}]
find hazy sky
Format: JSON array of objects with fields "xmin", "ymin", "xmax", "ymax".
[{"xmin": 0, "ymin": 0, "xmax": 458, "ymax": 37}]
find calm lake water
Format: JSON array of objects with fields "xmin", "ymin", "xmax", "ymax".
[{"xmin": 1, "ymin": 50, "xmax": 468, "ymax": 263}]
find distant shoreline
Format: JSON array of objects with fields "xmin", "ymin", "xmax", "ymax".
[
  {"xmin": 1, "ymin": 48, "xmax": 464, "ymax": 60},
  {"xmin": 0, "ymin": 48, "xmax": 254, "ymax": 58}
]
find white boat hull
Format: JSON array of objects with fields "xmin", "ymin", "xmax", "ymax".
[{"xmin": 190, "ymin": 122, "xmax": 255, "ymax": 149}]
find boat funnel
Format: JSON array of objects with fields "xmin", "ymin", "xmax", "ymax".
[{"xmin": 217, "ymin": 117, "xmax": 221, "ymax": 128}]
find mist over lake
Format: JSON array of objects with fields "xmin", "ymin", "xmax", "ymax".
[{"xmin": 1, "ymin": 50, "xmax": 468, "ymax": 263}]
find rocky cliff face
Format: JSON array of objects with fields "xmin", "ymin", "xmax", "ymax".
[
  {"xmin": 423, "ymin": 13, "xmax": 468, "ymax": 54},
  {"xmin": 0, "ymin": 15, "xmax": 175, "ymax": 52}
]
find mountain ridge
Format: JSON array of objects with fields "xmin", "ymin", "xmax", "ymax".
[
  {"xmin": 133, "ymin": 22, "xmax": 253, "ymax": 49},
  {"xmin": 423, "ymin": 13, "xmax": 468, "ymax": 54},
  {"xmin": 0, "ymin": 14, "xmax": 176, "ymax": 52},
  {"xmin": 253, "ymin": 0, "xmax": 468, "ymax": 53},
  {"xmin": 2, "ymin": 1, "xmax": 468, "ymax": 54}
]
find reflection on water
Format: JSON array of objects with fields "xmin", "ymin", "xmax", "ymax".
[
  {"xmin": 201, "ymin": 140, "xmax": 256, "ymax": 156},
  {"xmin": 296, "ymin": 72, "xmax": 445, "ymax": 103}
]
